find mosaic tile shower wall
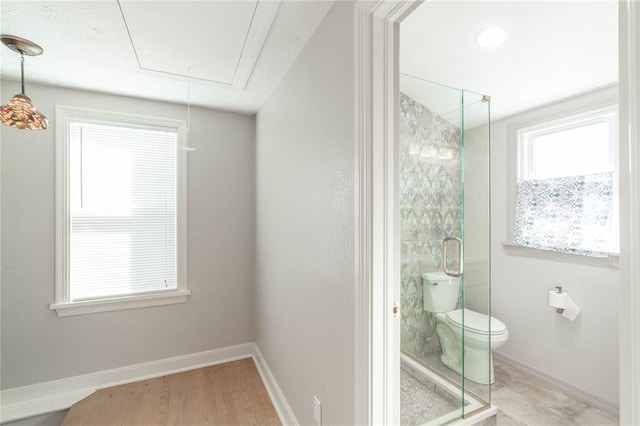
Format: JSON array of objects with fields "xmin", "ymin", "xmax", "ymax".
[{"xmin": 400, "ymin": 92, "xmax": 462, "ymax": 362}]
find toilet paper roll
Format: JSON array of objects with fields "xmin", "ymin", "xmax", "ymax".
[
  {"xmin": 549, "ymin": 290, "xmax": 570, "ymax": 309},
  {"xmin": 561, "ymin": 297, "xmax": 581, "ymax": 321}
]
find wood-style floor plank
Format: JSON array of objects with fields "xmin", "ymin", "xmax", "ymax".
[{"xmin": 63, "ymin": 358, "xmax": 281, "ymax": 426}]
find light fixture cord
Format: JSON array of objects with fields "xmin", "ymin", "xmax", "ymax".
[
  {"xmin": 181, "ymin": 66, "xmax": 196, "ymax": 151},
  {"xmin": 20, "ymin": 53, "xmax": 25, "ymax": 94},
  {"xmin": 80, "ymin": 124, "xmax": 84, "ymax": 209},
  {"xmin": 187, "ymin": 68, "xmax": 191, "ymax": 139}
]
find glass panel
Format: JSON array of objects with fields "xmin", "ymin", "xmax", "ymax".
[
  {"xmin": 461, "ymin": 89, "xmax": 491, "ymax": 414},
  {"xmin": 399, "ymin": 74, "xmax": 492, "ymax": 424},
  {"xmin": 399, "ymin": 74, "xmax": 465, "ymax": 424}
]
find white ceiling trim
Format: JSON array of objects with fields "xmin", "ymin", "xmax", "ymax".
[
  {"xmin": 117, "ymin": 0, "xmax": 281, "ymax": 91},
  {"xmin": 233, "ymin": 0, "xmax": 281, "ymax": 90}
]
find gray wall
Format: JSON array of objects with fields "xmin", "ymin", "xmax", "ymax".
[
  {"xmin": 490, "ymin": 110, "xmax": 620, "ymax": 408},
  {"xmin": 2, "ymin": 411, "xmax": 67, "ymax": 426},
  {"xmin": 255, "ymin": 2, "xmax": 355, "ymax": 425},
  {"xmin": 1, "ymin": 81, "xmax": 256, "ymax": 389}
]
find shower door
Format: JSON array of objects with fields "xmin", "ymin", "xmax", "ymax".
[
  {"xmin": 399, "ymin": 74, "xmax": 492, "ymax": 424},
  {"xmin": 460, "ymin": 88, "xmax": 492, "ymax": 418}
]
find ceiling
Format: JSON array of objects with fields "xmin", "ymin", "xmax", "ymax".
[
  {"xmin": 400, "ymin": 1, "xmax": 618, "ymax": 127},
  {"xmin": 0, "ymin": 1, "xmax": 618, "ymax": 121},
  {"xmin": 118, "ymin": 1, "xmax": 279, "ymax": 88},
  {"xmin": 0, "ymin": 1, "xmax": 334, "ymax": 114}
]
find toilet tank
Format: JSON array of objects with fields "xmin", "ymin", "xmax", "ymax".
[{"xmin": 422, "ymin": 272, "xmax": 461, "ymax": 313}]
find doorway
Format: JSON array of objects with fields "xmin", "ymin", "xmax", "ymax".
[{"xmin": 354, "ymin": 1, "xmax": 640, "ymax": 425}]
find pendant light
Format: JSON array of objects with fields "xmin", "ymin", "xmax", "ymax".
[{"xmin": 1, "ymin": 35, "xmax": 48, "ymax": 130}]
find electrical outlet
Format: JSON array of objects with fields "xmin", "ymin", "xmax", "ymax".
[{"xmin": 313, "ymin": 395, "xmax": 322, "ymax": 425}]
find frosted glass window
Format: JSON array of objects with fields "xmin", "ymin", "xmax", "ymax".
[
  {"xmin": 69, "ymin": 122, "xmax": 178, "ymax": 300},
  {"xmin": 515, "ymin": 107, "xmax": 619, "ymax": 256}
]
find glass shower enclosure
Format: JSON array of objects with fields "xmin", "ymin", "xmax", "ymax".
[{"xmin": 399, "ymin": 74, "xmax": 492, "ymax": 424}]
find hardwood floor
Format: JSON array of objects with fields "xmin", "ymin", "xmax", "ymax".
[{"xmin": 63, "ymin": 358, "xmax": 281, "ymax": 426}]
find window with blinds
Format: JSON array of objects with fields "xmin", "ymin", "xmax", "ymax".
[
  {"xmin": 69, "ymin": 122, "xmax": 177, "ymax": 300},
  {"xmin": 52, "ymin": 105, "xmax": 189, "ymax": 317}
]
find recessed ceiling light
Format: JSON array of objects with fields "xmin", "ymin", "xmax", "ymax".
[{"xmin": 476, "ymin": 26, "xmax": 507, "ymax": 48}]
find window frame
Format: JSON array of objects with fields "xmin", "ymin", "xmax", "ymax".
[
  {"xmin": 504, "ymin": 85, "xmax": 620, "ymax": 268},
  {"xmin": 517, "ymin": 108, "xmax": 618, "ymax": 182},
  {"xmin": 51, "ymin": 105, "xmax": 190, "ymax": 317}
]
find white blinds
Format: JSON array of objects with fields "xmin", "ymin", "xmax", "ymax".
[{"xmin": 69, "ymin": 122, "xmax": 178, "ymax": 301}]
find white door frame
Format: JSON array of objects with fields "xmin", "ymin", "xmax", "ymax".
[
  {"xmin": 354, "ymin": 1, "xmax": 420, "ymax": 424},
  {"xmin": 618, "ymin": 1, "xmax": 640, "ymax": 424},
  {"xmin": 355, "ymin": 0, "xmax": 640, "ymax": 424}
]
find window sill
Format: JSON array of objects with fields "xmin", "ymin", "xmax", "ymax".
[
  {"xmin": 49, "ymin": 290, "xmax": 191, "ymax": 317},
  {"xmin": 502, "ymin": 242, "xmax": 619, "ymax": 269}
]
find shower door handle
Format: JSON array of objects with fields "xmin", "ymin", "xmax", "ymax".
[{"xmin": 442, "ymin": 237, "xmax": 463, "ymax": 278}]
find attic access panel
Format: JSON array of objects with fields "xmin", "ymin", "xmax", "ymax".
[{"xmin": 118, "ymin": 0, "xmax": 279, "ymax": 89}]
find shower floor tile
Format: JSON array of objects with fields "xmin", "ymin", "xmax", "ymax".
[{"xmin": 401, "ymin": 369, "xmax": 459, "ymax": 425}]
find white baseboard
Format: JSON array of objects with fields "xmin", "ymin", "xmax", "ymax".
[
  {"xmin": 0, "ymin": 342, "xmax": 264, "ymax": 424},
  {"xmin": 251, "ymin": 344, "xmax": 299, "ymax": 425},
  {"xmin": 493, "ymin": 352, "xmax": 619, "ymax": 417}
]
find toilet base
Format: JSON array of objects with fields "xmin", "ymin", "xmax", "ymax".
[
  {"xmin": 436, "ymin": 322, "xmax": 496, "ymax": 385},
  {"xmin": 440, "ymin": 347, "xmax": 495, "ymax": 385}
]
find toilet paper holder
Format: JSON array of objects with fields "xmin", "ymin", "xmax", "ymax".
[
  {"xmin": 548, "ymin": 285, "xmax": 581, "ymax": 321},
  {"xmin": 554, "ymin": 286, "xmax": 564, "ymax": 314}
]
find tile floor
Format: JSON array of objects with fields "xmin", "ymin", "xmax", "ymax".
[
  {"xmin": 401, "ymin": 357, "xmax": 619, "ymax": 425},
  {"xmin": 490, "ymin": 361, "xmax": 618, "ymax": 426},
  {"xmin": 401, "ymin": 369, "xmax": 459, "ymax": 425}
]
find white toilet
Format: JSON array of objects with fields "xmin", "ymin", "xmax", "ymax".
[{"xmin": 422, "ymin": 271, "xmax": 508, "ymax": 384}]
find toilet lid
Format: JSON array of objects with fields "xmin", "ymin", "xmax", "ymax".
[{"xmin": 446, "ymin": 309, "xmax": 506, "ymax": 335}]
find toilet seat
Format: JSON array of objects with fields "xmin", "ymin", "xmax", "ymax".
[{"xmin": 446, "ymin": 308, "xmax": 507, "ymax": 335}]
